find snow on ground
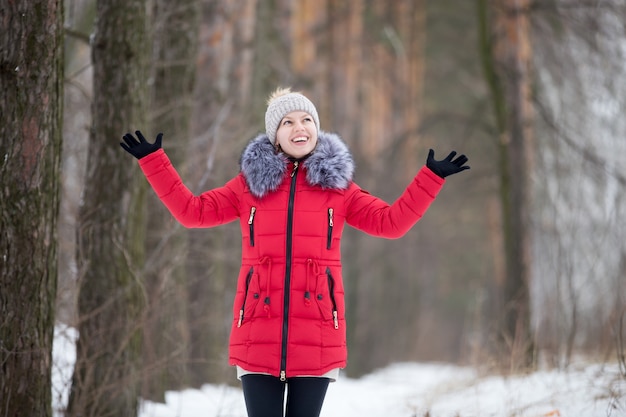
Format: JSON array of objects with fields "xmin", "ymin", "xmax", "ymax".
[{"xmin": 52, "ymin": 324, "xmax": 625, "ymax": 417}]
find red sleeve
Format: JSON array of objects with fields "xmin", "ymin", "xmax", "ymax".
[
  {"xmin": 138, "ymin": 149, "xmax": 242, "ymax": 228},
  {"xmin": 345, "ymin": 166, "xmax": 444, "ymax": 238}
]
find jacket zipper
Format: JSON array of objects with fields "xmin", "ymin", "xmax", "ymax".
[
  {"xmin": 326, "ymin": 267, "xmax": 339, "ymax": 329},
  {"xmin": 248, "ymin": 206, "xmax": 256, "ymax": 246},
  {"xmin": 280, "ymin": 161, "xmax": 299, "ymax": 381},
  {"xmin": 327, "ymin": 208, "xmax": 334, "ymax": 249},
  {"xmin": 237, "ymin": 267, "xmax": 255, "ymax": 327}
]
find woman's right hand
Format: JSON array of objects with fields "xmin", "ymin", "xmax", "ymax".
[
  {"xmin": 120, "ymin": 130, "xmax": 162, "ymax": 160},
  {"xmin": 425, "ymin": 149, "xmax": 469, "ymax": 178}
]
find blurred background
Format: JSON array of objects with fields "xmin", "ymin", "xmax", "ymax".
[{"xmin": 57, "ymin": 0, "xmax": 625, "ymax": 407}]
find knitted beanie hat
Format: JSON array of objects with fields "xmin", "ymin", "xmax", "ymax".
[{"xmin": 265, "ymin": 88, "xmax": 320, "ymax": 145}]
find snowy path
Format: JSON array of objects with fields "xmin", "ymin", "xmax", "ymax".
[{"xmin": 52, "ymin": 325, "xmax": 625, "ymax": 417}]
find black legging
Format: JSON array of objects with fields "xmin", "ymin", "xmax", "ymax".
[{"xmin": 241, "ymin": 374, "xmax": 330, "ymax": 417}]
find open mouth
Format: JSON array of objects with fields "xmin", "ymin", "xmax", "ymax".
[{"xmin": 292, "ymin": 136, "xmax": 308, "ymax": 144}]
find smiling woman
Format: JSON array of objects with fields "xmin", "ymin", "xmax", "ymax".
[
  {"xmin": 275, "ymin": 111, "xmax": 318, "ymax": 159},
  {"xmin": 120, "ymin": 86, "xmax": 469, "ymax": 417},
  {"xmin": 265, "ymin": 88, "xmax": 321, "ymax": 159}
]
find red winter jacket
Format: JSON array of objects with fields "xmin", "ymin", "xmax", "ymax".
[{"xmin": 138, "ymin": 131, "xmax": 444, "ymax": 380}]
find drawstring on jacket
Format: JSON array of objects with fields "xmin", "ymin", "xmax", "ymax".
[
  {"xmin": 259, "ymin": 256, "xmax": 273, "ymax": 318},
  {"xmin": 304, "ymin": 259, "xmax": 319, "ymax": 306}
]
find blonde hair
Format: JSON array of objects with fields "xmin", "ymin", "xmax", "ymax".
[{"xmin": 267, "ymin": 86, "xmax": 297, "ymax": 105}]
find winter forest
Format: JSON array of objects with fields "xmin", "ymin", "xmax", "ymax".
[{"xmin": 1, "ymin": 0, "xmax": 626, "ymax": 416}]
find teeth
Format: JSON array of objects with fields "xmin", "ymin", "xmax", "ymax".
[{"xmin": 293, "ymin": 137, "xmax": 307, "ymax": 143}]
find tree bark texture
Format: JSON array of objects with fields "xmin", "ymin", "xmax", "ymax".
[
  {"xmin": 0, "ymin": 0, "xmax": 64, "ymax": 415},
  {"xmin": 67, "ymin": 0, "xmax": 149, "ymax": 415}
]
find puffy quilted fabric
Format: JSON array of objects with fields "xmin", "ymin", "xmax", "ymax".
[{"xmin": 138, "ymin": 132, "xmax": 444, "ymax": 379}]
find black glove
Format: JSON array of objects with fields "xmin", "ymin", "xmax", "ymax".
[
  {"xmin": 426, "ymin": 149, "xmax": 470, "ymax": 178},
  {"xmin": 120, "ymin": 130, "xmax": 162, "ymax": 160}
]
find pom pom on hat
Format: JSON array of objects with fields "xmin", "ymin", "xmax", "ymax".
[{"xmin": 265, "ymin": 87, "xmax": 320, "ymax": 145}]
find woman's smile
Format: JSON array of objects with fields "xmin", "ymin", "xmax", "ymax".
[{"xmin": 276, "ymin": 111, "xmax": 318, "ymax": 158}]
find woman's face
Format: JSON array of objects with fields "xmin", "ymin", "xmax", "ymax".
[{"xmin": 275, "ymin": 111, "xmax": 318, "ymax": 159}]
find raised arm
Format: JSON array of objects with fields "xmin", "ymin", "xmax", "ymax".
[
  {"xmin": 346, "ymin": 149, "xmax": 469, "ymax": 238},
  {"xmin": 121, "ymin": 130, "xmax": 242, "ymax": 228}
]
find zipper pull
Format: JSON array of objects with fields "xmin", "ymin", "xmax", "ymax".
[
  {"xmin": 237, "ymin": 309, "xmax": 244, "ymax": 327},
  {"xmin": 333, "ymin": 310, "xmax": 339, "ymax": 329},
  {"xmin": 291, "ymin": 161, "xmax": 299, "ymax": 177},
  {"xmin": 329, "ymin": 208, "xmax": 334, "ymax": 227},
  {"xmin": 248, "ymin": 206, "xmax": 256, "ymax": 224},
  {"xmin": 280, "ymin": 370, "xmax": 286, "ymax": 381}
]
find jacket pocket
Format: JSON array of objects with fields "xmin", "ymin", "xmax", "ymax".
[
  {"xmin": 325, "ymin": 267, "xmax": 339, "ymax": 329},
  {"xmin": 326, "ymin": 208, "xmax": 334, "ymax": 249},
  {"xmin": 248, "ymin": 206, "xmax": 256, "ymax": 247},
  {"xmin": 237, "ymin": 267, "xmax": 260, "ymax": 327}
]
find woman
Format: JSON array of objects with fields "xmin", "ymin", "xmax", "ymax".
[{"xmin": 121, "ymin": 87, "xmax": 469, "ymax": 417}]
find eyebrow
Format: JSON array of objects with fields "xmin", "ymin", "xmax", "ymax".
[{"xmin": 283, "ymin": 113, "xmax": 310, "ymax": 121}]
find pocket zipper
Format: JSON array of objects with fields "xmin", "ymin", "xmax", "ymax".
[
  {"xmin": 327, "ymin": 208, "xmax": 334, "ymax": 250},
  {"xmin": 326, "ymin": 267, "xmax": 339, "ymax": 329},
  {"xmin": 238, "ymin": 267, "xmax": 254, "ymax": 327},
  {"xmin": 248, "ymin": 207, "xmax": 256, "ymax": 247}
]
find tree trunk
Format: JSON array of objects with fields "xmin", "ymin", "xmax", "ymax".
[
  {"xmin": 179, "ymin": 0, "xmax": 259, "ymax": 386},
  {"xmin": 477, "ymin": 0, "xmax": 535, "ymax": 371},
  {"xmin": 320, "ymin": 0, "xmax": 428, "ymax": 376},
  {"xmin": 67, "ymin": 0, "xmax": 149, "ymax": 415},
  {"xmin": 0, "ymin": 0, "xmax": 64, "ymax": 415},
  {"xmin": 140, "ymin": 0, "xmax": 200, "ymax": 400}
]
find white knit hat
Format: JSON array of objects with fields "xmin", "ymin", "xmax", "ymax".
[{"xmin": 264, "ymin": 90, "xmax": 320, "ymax": 145}]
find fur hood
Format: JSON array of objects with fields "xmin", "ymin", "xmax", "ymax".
[{"xmin": 240, "ymin": 131, "xmax": 355, "ymax": 199}]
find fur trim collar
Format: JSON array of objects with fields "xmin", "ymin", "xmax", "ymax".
[{"xmin": 240, "ymin": 131, "xmax": 354, "ymax": 198}]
